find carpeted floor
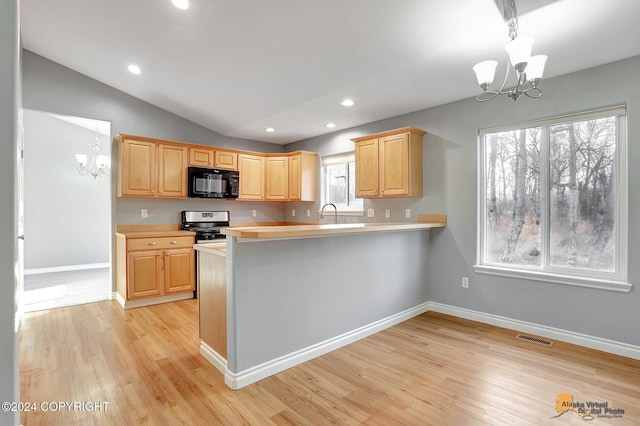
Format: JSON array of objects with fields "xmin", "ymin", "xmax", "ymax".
[{"xmin": 23, "ymin": 267, "xmax": 111, "ymax": 312}]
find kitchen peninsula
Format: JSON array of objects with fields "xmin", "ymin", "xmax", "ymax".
[{"xmin": 195, "ymin": 215, "xmax": 446, "ymax": 389}]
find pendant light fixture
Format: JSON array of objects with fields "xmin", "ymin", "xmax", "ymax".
[
  {"xmin": 75, "ymin": 123, "xmax": 110, "ymax": 178},
  {"xmin": 473, "ymin": 0, "xmax": 547, "ymax": 102}
]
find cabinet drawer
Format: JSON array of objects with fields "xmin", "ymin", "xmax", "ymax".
[{"xmin": 127, "ymin": 236, "xmax": 194, "ymax": 251}]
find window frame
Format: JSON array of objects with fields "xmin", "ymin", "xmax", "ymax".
[
  {"xmin": 474, "ymin": 105, "xmax": 631, "ymax": 293},
  {"xmin": 320, "ymin": 152, "xmax": 364, "ymax": 215}
]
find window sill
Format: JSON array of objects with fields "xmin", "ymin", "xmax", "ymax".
[{"xmin": 472, "ymin": 265, "xmax": 632, "ymax": 293}]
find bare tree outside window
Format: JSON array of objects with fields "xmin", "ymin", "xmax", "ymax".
[{"xmin": 480, "ymin": 111, "xmax": 623, "ymax": 279}]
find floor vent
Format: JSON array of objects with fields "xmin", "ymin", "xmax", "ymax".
[{"xmin": 515, "ymin": 334, "xmax": 554, "ymax": 347}]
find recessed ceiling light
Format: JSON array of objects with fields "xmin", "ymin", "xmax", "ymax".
[
  {"xmin": 172, "ymin": 0, "xmax": 189, "ymax": 10},
  {"xmin": 127, "ymin": 64, "xmax": 141, "ymax": 75},
  {"xmin": 340, "ymin": 99, "xmax": 354, "ymax": 107},
  {"xmin": 265, "ymin": 127, "xmax": 275, "ymax": 133},
  {"xmin": 326, "ymin": 122, "xmax": 337, "ymax": 128}
]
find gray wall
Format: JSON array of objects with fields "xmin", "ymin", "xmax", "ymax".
[
  {"xmin": 227, "ymin": 230, "xmax": 430, "ymax": 373},
  {"xmin": 23, "ymin": 110, "xmax": 110, "ymax": 269},
  {"xmin": 1, "ymin": 0, "xmax": 20, "ymax": 423},
  {"xmin": 287, "ymin": 56, "xmax": 640, "ymax": 347}
]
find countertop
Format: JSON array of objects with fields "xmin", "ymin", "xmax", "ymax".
[
  {"xmin": 221, "ymin": 221, "xmax": 446, "ymax": 240},
  {"xmin": 115, "ymin": 230, "xmax": 196, "ymax": 238},
  {"xmin": 193, "ymin": 241, "xmax": 227, "ymax": 256}
]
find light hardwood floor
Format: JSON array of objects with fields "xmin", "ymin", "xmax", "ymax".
[{"xmin": 20, "ymin": 299, "xmax": 640, "ymax": 425}]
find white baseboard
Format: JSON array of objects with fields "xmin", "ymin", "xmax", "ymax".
[
  {"xmin": 427, "ymin": 302, "xmax": 640, "ymax": 361},
  {"xmin": 200, "ymin": 342, "xmax": 227, "ymax": 375},
  {"xmin": 25, "ymin": 263, "xmax": 110, "ymax": 275},
  {"xmin": 223, "ymin": 302, "xmax": 430, "ymax": 390},
  {"xmin": 115, "ymin": 292, "xmax": 194, "ymax": 309}
]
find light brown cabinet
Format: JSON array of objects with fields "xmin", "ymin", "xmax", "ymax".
[
  {"xmin": 118, "ymin": 138, "xmax": 157, "ymax": 197},
  {"xmin": 238, "ymin": 154, "xmax": 265, "ymax": 200},
  {"xmin": 352, "ymin": 127, "xmax": 425, "ymax": 198},
  {"xmin": 288, "ymin": 152, "xmax": 317, "ymax": 201},
  {"xmin": 116, "ymin": 232, "xmax": 195, "ymax": 307},
  {"xmin": 214, "ymin": 150, "xmax": 238, "ymax": 170},
  {"xmin": 116, "ymin": 133, "xmax": 318, "ymax": 202},
  {"xmin": 265, "ymin": 156, "xmax": 289, "ymax": 200},
  {"xmin": 117, "ymin": 136, "xmax": 187, "ymax": 199},
  {"xmin": 189, "ymin": 147, "xmax": 238, "ymax": 171},
  {"xmin": 189, "ymin": 147, "xmax": 215, "ymax": 167},
  {"xmin": 158, "ymin": 144, "xmax": 188, "ymax": 198}
]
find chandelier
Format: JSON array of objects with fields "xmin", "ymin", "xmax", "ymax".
[
  {"xmin": 75, "ymin": 124, "xmax": 110, "ymax": 178},
  {"xmin": 472, "ymin": 0, "xmax": 547, "ymax": 102}
]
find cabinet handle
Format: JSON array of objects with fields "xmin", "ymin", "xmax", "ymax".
[
  {"xmin": 149, "ymin": 241, "xmax": 156, "ymax": 245},
  {"xmin": 170, "ymin": 240, "xmax": 178, "ymax": 244}
]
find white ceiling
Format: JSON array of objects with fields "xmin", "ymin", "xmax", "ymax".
[{"xmin": 20, "ymin": 0, "xmax": 640, "ymax": 144}]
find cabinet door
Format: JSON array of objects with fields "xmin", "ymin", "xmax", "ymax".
[
  {"xmin": 289, "ymin": 155, "xmax": 301, "ymax": 201},
  {"xmin": 355, "ymin": 138, "xmax": 379, "ymax": 197},
  {"xmin": 265, "ymin": 156, "xmax": 289, "ymax": 200},
  {"xmin": 164, "ymin": 248, "xmax": 195, "ymax": 294},
  {"xmin": 158, "ymin": 144, "xmax": 188, "ymax": 198},
  {"xmin": 379, "ymin": 133, "xmax": 409, "ymax": 196},
  {"xmin": 214, "ymin": 150, "xmax": 238, "ymax": 170},
  {"xmin": 128, "ymin": 250, "xmax": 163, "ymax": 299},
  {"xmin": 119, "ymin": 139, "xmax": 157, "ymax": 197},
  {"xmin": 238, "ymin": 154, "xmax": 265, "ymax": 200},
  {"xmin": 189, "ymin": 147, "xmax": 214, "ymax": 167}
]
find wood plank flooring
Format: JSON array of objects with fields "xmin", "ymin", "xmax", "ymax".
[{"xmin": 19, "ymin": 299, "xmax": 640, "ymax": 425}]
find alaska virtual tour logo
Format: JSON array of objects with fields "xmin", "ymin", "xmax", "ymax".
[{"xmin": 552, "ymin": 392, "xmax": 625, "ymax": 420}]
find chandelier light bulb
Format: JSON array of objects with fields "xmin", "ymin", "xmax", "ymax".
[
  {"xmin": 473, "ymin": 60, "xmax": 498, "ymax": 87},
  {"xmin": 526, "ymin": 55, "xmax": 548, "ymax": 82},
  {"xmin": 505, "ymin": 36, "xmax": 534, "ymax": 70}
]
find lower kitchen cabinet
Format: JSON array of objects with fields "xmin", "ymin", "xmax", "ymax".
[{"xmin": 116, "ymin": 230, "xmax": 195, "ymax": 308}]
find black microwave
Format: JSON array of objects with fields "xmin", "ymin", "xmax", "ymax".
[{"xmin": 188, "ymin": 167, "xmax": 239, "ymax": 199}]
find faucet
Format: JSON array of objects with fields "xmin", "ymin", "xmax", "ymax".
[{"xmin": 320, "ymin": 203, "xmax": 338, "ymax": 224}]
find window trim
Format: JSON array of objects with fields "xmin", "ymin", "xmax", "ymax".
[{"xmin": 474, "ymin": 105, "xmax": 631, "ymax": 293}]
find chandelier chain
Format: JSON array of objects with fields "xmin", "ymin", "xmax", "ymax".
[{"xmin": 507, "ymin": 0, "xmax": 519, "ymax": 40}]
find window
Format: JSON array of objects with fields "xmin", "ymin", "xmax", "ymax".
[
  {"xmin": 321, "ymin": 153, "xmax": 363, "ymax": 213},
  {"xmin": 475, "ymin": 106, "xmax": 630, "ymax": 292}
]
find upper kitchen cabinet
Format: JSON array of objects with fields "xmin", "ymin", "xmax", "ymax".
[
  {"xmin": 238, "ymin": 153, "xmax": 265, "ymax": 200},
  {"xmin": 289, "ymin": 151, "xmax": 317, "ymax": 202},
  {"xmin": 352, "ymin": 127, "xmax": 426, "ymax": 198},
  {"xmin": 189, "ymin": 146, "xmax": 238, "ymax": 171},
  {"xmin": 117, "ymin": 135, "xmax": 188, "ymax": 199},
  {"xmin": 265, "ymin": 156, "xmax": 289, "ymax": 201},
  {"xmin": 117, "ymin": 137, "xmax": 157, "ymax": 197},
  {"xmin": 214, "ymin": 150, "xmax": 238, "ymax": 170},
  {"xmin": 189, "ymin": 146, "xmax": 214, "ymax": 167},
  {"xmin": 157, "ymin": 144, "xmax": 188, "ymax": 198}
]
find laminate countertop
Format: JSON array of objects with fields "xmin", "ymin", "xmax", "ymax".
[{"xmin": 221, "ymin": 220, "xmax": 446, "ymax": 240}]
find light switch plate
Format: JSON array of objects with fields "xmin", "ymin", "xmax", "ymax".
[
  {"xmin": 385, "ymin": 209, "xmax": 390, "ymax": 218},
  {"xmin": 306, "ymin": 209, "xmax": 311, "ymax": 217},
  {"xmin": 251, "ymin": 209, "xmax": 257, "ymax": 217},
  {"xmin": 292, "ymin": 209, "xmax": 296, "ymax": 217},
  {"xmin": 141, "ymin": 209, "xmax": 148, "ymax": 218},
  {"xmin": 405, "ymin": 208, "xmax": 411, "ymax": 219},
  {"xmin": 367, "ymin": 209, "xmax": 375, "ymax": 218}
]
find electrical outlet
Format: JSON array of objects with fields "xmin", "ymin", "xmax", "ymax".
[
  {"xmin": 405, "ymin": 208, "xmax": 411, "ymax": 219},
  {"xmin": 462, "ymin": 277, "xmax": 469, "ymax": 288},
  {"xmin": 367, "ymin": 208, "xmax": 375, "ymax": 218},
  {"xmin": 141, "ymin": 209, "xmax": 148, "ymax": 218},
  {"xmin": 292, "ymin": 209, "xmax": 296, "ymax": 217},
  {"xmin": 306, "ymin": 209, "xmax": 311, "ymax": 217},
  {"xmin": 385, "ymin": 209, "xmax": 390, "ymax": 219},
  {"xmin": 251, "ymin": 209, "xmax": 257, "ymax": 218}
]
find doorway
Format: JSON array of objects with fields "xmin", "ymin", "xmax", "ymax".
[{"xmin": 22, "ymin": 110, "xmax": 112, "ymax": 312}]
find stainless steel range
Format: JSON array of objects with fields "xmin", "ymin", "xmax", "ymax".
[{"xmin": 181, "ymin": 210, "xmax": 230, "ymax": 243}]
